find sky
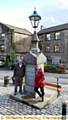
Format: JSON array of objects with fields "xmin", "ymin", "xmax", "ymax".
[{"xmin": 0, "ymin": 0, "xmax": 68, "ymax": 33}]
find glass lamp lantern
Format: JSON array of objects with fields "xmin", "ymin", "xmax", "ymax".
[
  {"xmin": 29, "ymin": 9, "xmax": 41, "ymax": 54},
  {"xmin": 29, "ymin": 10, "xmax": 41, "ymax": 29}
]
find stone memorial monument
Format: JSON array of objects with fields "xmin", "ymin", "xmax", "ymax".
[
  {"xmin": 10, "ymin": 10, "xmax": 61, "ymax": 109},
  {"xmin": 23, "ymin": 9, "xmax": 47, "ymax": 97}
]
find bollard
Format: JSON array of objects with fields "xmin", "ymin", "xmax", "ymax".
[
  {"xmin": 57, "ymin": 77, "xmax": 60, "ymax": 97},
  {"xmin": 12, "ymin": 76, "xmax": 15, "ymax": 85},
  {"xmin": 4, "ymin": 76, "xmax": 9, "ymax": 87},
  {"xmin": 62, "ymin": 102, "xmax": 67, "ymax": 120}
]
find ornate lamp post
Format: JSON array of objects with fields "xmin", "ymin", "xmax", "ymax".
[
  {"xmin": 29, "ymin": 9, "xmax": 41, "ymax": 54},
  {"xmin": 23, "ymin": 9, "xmax": 46, "ymax": 99}
]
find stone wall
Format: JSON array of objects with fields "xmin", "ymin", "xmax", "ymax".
[{"xmin": 38, "ymin": 29, "xmax": 68, "ymax": 68}]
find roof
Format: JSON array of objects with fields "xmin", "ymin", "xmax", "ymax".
[
  {"xmin": 6, "ymin": 24, "xmax": 32, "ymax": 35},
  {"xmin": 0, "ymin": 22, "xmax": 32, "ymax": 35},
  {"xmin": 38, "ymin": 23, "xmax": 68, "ymax": 34}
]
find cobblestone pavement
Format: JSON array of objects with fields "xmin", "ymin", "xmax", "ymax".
[
  {"xmin": 0, "ymin": 94, "xmax": 68, "ymax": 115},
  {"xmin": 0, "ymin": 70, "xmax": 68, "ymax": 115}
]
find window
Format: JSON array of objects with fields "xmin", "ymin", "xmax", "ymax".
[
  {"xmin": 1, "ymin": 33, "xmax": 5, "ymax": 37},
  {"xmin": 46, "ymin": 34, "xmax": 51, "ymax": 40},
  {"xmin": 0, "ymin": 45, "xmax": 5, "ymax": 52},
  {"xmin": 45, "ymin": 46, "xmax": 50, "ymax": 52},
  {"xmin": 54, "ymin": 45, "xmax": 60, "ymax": 52},
  {"xmin": 52, "ymin": 56, "xmax": 61, "ymax": 64},
  {"xmin": 55, "ymin": 32, "xmax": 60, "ymax": 40}
]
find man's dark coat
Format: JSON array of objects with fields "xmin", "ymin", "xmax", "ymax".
[{"xmin": 14, "ymin": 63, "xmax": 25, "ymax": 86}]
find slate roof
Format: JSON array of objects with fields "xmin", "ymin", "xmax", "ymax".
[
  {"xmin": 0, "ymin": 22, "xmax": 32, "ymax": 35},
  {"xmin": 38, "ymin": 23, "xmax": 68, "ymax": 34},
  {"xmin": 6, "ymin": 24, "xmax": 32, "ymax": 35}
]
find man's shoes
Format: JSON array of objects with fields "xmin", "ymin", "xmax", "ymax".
[
  {"xmin": 19, "ymin": 92, "xmax": 22, "ymax": 95},
  {"xmin": 14, "ymin": 92, "xmax": 17, "ymax": 95}
]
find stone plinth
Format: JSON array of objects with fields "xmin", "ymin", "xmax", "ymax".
[{"xmin": 24, "ymin": 51, "xmax": 47, "ymax": 97}]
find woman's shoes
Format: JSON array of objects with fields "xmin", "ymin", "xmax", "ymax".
[{"xmin": 41, "ymin": 96, "xmax": 44, "ymax": 102}]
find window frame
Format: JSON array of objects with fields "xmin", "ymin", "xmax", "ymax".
[
  {"xmin": 53, "ymin": 45, "xmax": 60, "ymax": 53},
  {"xmin": 55, "ymin": 32, "xmax": 61, "ymax": 40},
  {"xmin": 45, "ymin": 46, "xmax": 50, "ymax": 52},
  {"xmin": 46, "ymin": 33, "xmax": 51, "ymax": 41}
]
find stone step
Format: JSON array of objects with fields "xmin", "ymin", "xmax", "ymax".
[{"xmin": 10, "ymin": 87, "xmax": 58, "ymax": 109}]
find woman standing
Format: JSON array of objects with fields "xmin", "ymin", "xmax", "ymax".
[{"xmin": 34, "ymin": 67, "xmax": 46, "ymax": 102}]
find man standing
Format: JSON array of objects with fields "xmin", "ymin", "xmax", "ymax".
[{"xmin": 13, "ymin": 57, "xmax": 25, "ymax": 95}]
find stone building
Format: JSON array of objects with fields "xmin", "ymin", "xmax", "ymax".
[
  {"xmin": 0, "ymin": 22, "xmax": 32, "ymax": 61},
  {"xmin": 38, "ymin": 23, "xmax": 68, "ymax": 68}
]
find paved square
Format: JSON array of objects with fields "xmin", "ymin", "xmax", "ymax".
[{"xmin": 0, "ymin": 70, "xmax": 68, "ymax": 115}]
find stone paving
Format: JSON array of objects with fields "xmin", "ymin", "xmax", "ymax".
[
  {"xmin": 0, "ymin": 70, "xmax": 68, "ymax": 115},
  {"xmin": 0, "ymin": 94, "xmax": 68, "ymax": 115},
  {"xmin": 0, "ymin": 83, "xmax": 68, "ymax": 115}
]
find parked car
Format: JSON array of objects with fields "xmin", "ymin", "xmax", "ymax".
[{"xmin": 0, "ymin": 60, "xmax": 5, "ymax": 67}]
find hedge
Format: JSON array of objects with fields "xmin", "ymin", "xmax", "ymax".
[{"xmin": 44, "ymin": 64, "xmax": 65, "ymax": 73}]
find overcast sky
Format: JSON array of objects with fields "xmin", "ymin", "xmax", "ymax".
[{"xmin": 0, "ymin": 0, "xmax": 68, "ymax": 32}]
